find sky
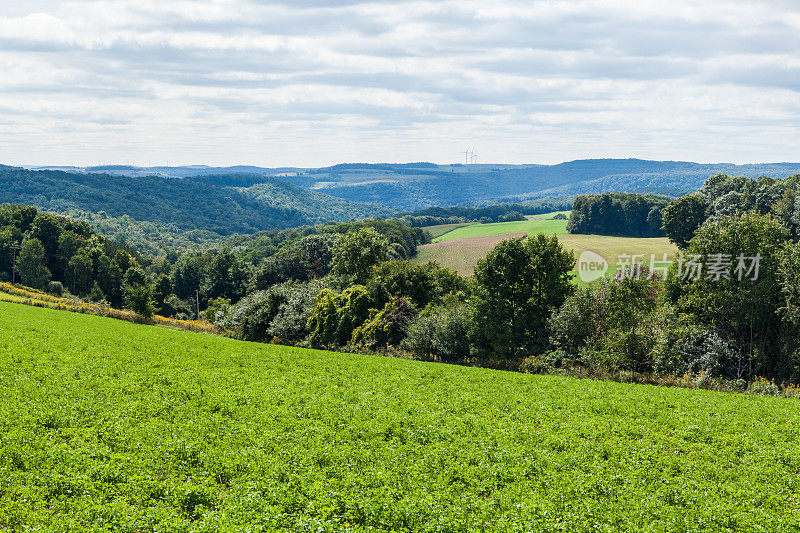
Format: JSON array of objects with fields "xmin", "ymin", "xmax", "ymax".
[{"xmin": 1, "ymin": 0, "xmax": 799, "ymax": 167}]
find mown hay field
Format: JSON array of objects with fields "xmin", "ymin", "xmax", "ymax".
[
  {"xmin": 1, "ymin": 301, "xmax": 800, "ymax": 531},
  {"xmin": 416, "ymin": 213, "xmax": 678, "ymax": 277}
]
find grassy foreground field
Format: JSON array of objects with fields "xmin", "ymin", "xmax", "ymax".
[
  {"xmin": 3, "ymin": 302, "xmax": 800, "ymax": 531},
  {"xmin": 416, "ymin": 214, "xmax": 678, "ymax": 277}
]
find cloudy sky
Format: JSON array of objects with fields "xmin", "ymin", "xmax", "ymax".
[{"xmin": 1, "ymin": 0, "xmax": 799, "ymax": 167}]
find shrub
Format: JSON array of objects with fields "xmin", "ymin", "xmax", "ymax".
[
  {"xmin": 403, "ymin": 304, "xmax": 473, "ymax": 363},
  {"xmin": 124, "ymin": 284, "xmax": 154, "ymax": 319},
  {"xmin": 352, "ymin": 297, "xmax": 416, "ymax": 348},
  {"xmin": 307, "ymin": 285, "xmax": 374, "ymax": 347},
  {"xmin": 747, "ymin": 377, "xmax": 781, "ymax": 396},
  {"xmin": 219, "ymin": 280, "xmax": 329, "ymax": 343},
  {"xmin": 47, "ymin": 281, "xmax": 64, "ymax": 296},
  {"xmin": 88, "ymin": 282, "xmax": 105, "ymax": 302}
]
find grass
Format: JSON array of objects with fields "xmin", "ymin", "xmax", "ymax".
[
  {"xmin": 417, "ymin": 213, "xmax": 678, "ymax": 278},
  {"xmin": 432, "ymin": 213, "xmax": 571, "ymax": 243},
  {"xmin": 0, "ymin": 289, "xmax": 25, "ymax": 302},
  {"xmin": 2, "ymin": 301, "xmax": 800, "ymax": 531},
  {"xmin": 420, "ymin": 222, "xmax": 470, "ymax": 239}
]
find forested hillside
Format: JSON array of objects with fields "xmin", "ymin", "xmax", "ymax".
[
  {"xmin": 44, "ymin": 159, "xmax": 800, "ymax": 212},
  {"xmin": 0, "ymin": 166, "xmax": 392, "ymax": 236},
  {"xmin": 296, "ymin": 160, "xmax": 800, "ymax": 211}
]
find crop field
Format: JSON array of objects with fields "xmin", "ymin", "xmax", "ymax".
[
  {"xmin": 432, "ymin": 213, "xmax": 571, "ymax": 243},
  {"xmin": 420, "ymin": 222, "xmax": 471, "ymax": 239},
  {"xmin": 416, "ymin": 213, "xmax": 678, "ymax": 277},
  {"xmin": 2, "ymin": 301, "xmax": 800, "ymax": 531}
]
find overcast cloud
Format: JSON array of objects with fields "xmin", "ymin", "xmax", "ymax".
[{"xmin": 1, "ymin": 0, "xmax": 799, "ymax": 166}]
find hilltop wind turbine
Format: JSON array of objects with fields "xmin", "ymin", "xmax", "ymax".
[{"xmin": 461, "ymin": 148, "xmax": 471, "ymax": 165}]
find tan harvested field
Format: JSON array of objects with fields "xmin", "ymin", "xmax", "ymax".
[
  {"xmin": 414, "ymin": 232, "xmax": 677, "ymax": 277},
  {"xmin": 415, "ymin": 232, "xmax": 526, "ymax": 275}
]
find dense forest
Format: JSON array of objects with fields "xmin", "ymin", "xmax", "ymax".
[
  {"xmin": 301, "ymin": 160, "xmax": 800, "ymax": 211},
  {"xmin": 0, "ymin": 166, "xmax": 391, "ymax": 236},
  {"xmin": 0, "ymin": 204, "xmax": 147, "ymax": 308},
  {"xmin": 567, "ymin": 192, "xmax": 670, "ymax": 237},
  {"xmin": 41, "ymin": 159, "xmax": 800, "ymax": 213}
]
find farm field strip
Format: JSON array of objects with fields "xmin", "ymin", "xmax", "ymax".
[
  {"xmin": 418, "ymin": 213, "xmax": 678, "ymax": 277},
  {"xmin": 2, "ymin": 301, "xmax": 800, "ymax": 530}
]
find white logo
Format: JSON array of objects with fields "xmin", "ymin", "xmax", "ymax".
[{"xmin": 577, "ymin": 250, "xmax": 608, "ymax": 282}]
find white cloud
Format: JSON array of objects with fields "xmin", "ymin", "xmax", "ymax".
[{"xmin": 0, "ymin": 0, "xmax": 798, "ymax": 166}]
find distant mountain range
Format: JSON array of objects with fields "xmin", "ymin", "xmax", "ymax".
[
  {"xmin": 6, "ymin": 158, "xmax": 800, "ymax": 250},
  {"xmin": 28, "ymin": 159, "xmax": 800, "ymax": 213}
]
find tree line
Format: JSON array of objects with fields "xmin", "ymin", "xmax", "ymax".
[
  {"xmin": 0, "ymin": 204, "xmax": 150, "ymax": 310},
  {"xmin": 567, "ymin": 192, "xmax": 669, "ymax": 237}
]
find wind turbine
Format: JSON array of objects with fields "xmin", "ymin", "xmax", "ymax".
[{"xmin": 461, "ymin": 148, "xmax": 471, "ymax": 165}]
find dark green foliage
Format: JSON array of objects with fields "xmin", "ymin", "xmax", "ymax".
[
  {"xmin": 88, "ymin": 282, "xmax": 105, "ymax": 303},
  {"xmin": 153, "ymin": 275, "xmax": 174, "ymax": 315},
  {"xmin": 16, "ymin": 239, "xmax": 50, "ymax": 289},
  {"xmin": 0, "ymin": 203, "xmax": 135, "ymax": 304},
  {"xmin": 252, "ymin": 234, "xmax": 337, "ymax": 290},
  {"xmin": 46, "ymin": 281, "xmax": 64, "ymax": 296},
  {"xmin": 171, "ymin": 255, "xmax": 207, "ymax": 301},
  {"xmin": 473, "ymin": 234, "xmax": 575, "ymax": 357},
  {"xmin": 549, "ymin": 276, "xmax": 661, "ymax": 372},
  {"xmin": 66, "ymin": 250, "xmax": 93, "ymax": 295},
  {"xmin": 0, "ymin": 165, "xmax": 311, "ymax": 235},
  {"xmin": 552, "ymin": 213, "xmax": 568, "ymax": 220},
  {"xmin": 238, "ymin": 179, "xmax": 394, "ymax": 223},
  {"xmin": 661, "ymin": 194, "xmax": 708, "ymax": 248},
  {"xmin": 124, "ymin": 267, "xmax": 155, "ymax": 318},
  {"xmin": 403, "ymin": 303, "xmax": 473, "ymax": 363},
  {"xmin": 365, "ymin": 260, "xmax": 467, "ymax": 310},
  {"xmin": 403, "ymin": 203, "xmax": 564, "ymax": 225},
  {"xmin": 567, "ymin": 192, "xmax": 670, "ymax": 237},
  {"xmin": 124, "ymin": 283, "xmax": 154, "ymax": 318},
  {"xmin": 220, "ymin": 280, "xmax": 329, "ymax": 343},
  {"xmin": 331, "ymin": 228, "xmax": 389, "ymax": 285},
  {"xmin": 667, "ymin": 212, "xmax": 792, "ymax": 380},
  {"xmin": 204, "ymin": 249, "xmax": 248, "ymax": 302}
]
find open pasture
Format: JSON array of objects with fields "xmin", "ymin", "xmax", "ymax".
[{"xmin": 1, "ymin": 301, "xmax": 799, "ymax": 531}]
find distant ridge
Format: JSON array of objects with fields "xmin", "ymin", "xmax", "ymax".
[{"xmin": 18, "ymin": 158, "xmax": 800, "ymax": 214}]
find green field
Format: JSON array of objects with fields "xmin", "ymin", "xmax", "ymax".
[
  {"xmin": 417, "ymin": 214, "xmax": 678, "ymax": 277},
  {"xmin": 420, "ymin": 222, "xmax": 471, "ymax": 239},
  {"xmin": 432, "ymin": 213, "xmax": 571, "ymax": 243},
  {"xmin": 2, "ymin": 301, "xmax": 800, "ymax": 530}
]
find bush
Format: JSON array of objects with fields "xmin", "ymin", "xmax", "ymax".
[
  {"xmin": 403, "ymin": 304, "xmax": 472, "ymax": 363},
  {"xmin": 552, "ymin": 213, "xmax": 568, "ymax": 220},
  {"xmin": 219, "ymin": 280, "xmax": 329, "ymax": 343},
  {"xmin": 352, "ymin": 297, "xmax": 416, "ymax": 348},
  {"xmin": 747, "ymin": 377, "xmax": 781, "ymax": 396},
  {"xmin": 124, "ymin": 284, "xmax": 154, "ymax": 319},
  {"xmin": 88, "ymin": 282, "xmax": 105, "ymax": 302},
  {"xmin": 47, "ymin": 281, "xmax": 64, "ymax": 296},
  {"xmin": 307, "ymin": 285, "xmax": 374, "ymax": 347}
]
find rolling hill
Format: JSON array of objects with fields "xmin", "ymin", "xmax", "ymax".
[
  {"xmin": 2, "ymin": 300, "xmax": 799, "ymax": 530},
  {"xmin": 33, "ymin": 159, "xmax": 800, "ymax": 213},
  {"xmin": 0, "ymin": 166, "xmax": 392, "ymax": 236}
]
